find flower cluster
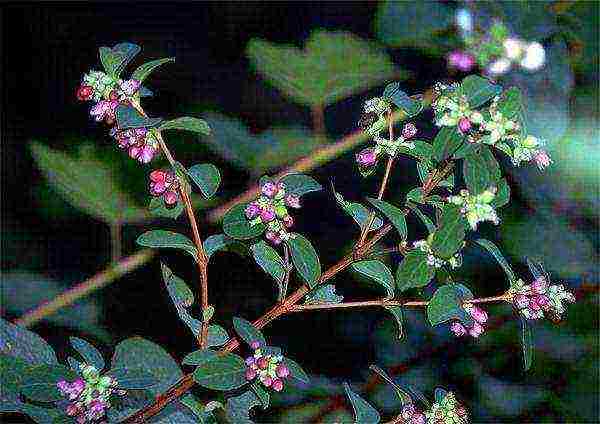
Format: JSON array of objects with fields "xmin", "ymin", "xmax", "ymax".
[
  {"xmin": 358, "ymin": 97, "xmax": 392, "ymax": 137},
  {"xmin": 356, "ymin": 122, "xmax": 417, "ymax": 173},
  {"xmin": 452, "ymin": 11, "xmax": 546, "ymax": 76},
  {"xmin": 413, "ymin": 240, "xmax": 462, "ymax": 269},
  {"xmin": 511, "ymin": 135, "xmax": 553, "ymax": 171},
  {"xmin": 149, "ymin": 170, "xmax": 180, "ymax": 207},
  {"xmin": 425, "ymin": 392, "xmax": 469, "ymax": 424},
  {"xmin": 432, "ymin": 89, "xmax": 484, "ymax": 134},
  {"xmin": 245, "ymin": 179, "xmax": 300, "ymax": 244},
  {"xmin": 399, "ymin": 403, "xmax": 426, "ymax": 424},
  {"xmin": 450, "ymin": 304, "xmax": 488, "ymax": 339},
  {"xmin": 244, "ymin": 341, "xmax": 290, "ymax": 392},
  {"xmin": 448, "ymin": 188, "xmax": 499, "ymax": 230},
  {"xmin": 57, "ymin": 364, "xmax": 123, "ymax": 423},
  {"xmin": 111, "ymin": 127, "xmax": 160, "ymax": 164},
  {"xmin": 510, "ymin": 276, "xmax": 576, "ymax": 321}
]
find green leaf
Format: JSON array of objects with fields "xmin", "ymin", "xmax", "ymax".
[
  {"xmin": 232, "ymin": 317, "xmax": 266, "ymax": 347},
  {"xmin": 366, "ymin": 198, "xmax": 407, "ymax": 239},
  {"xmin": 520, "ymin": 317, "xmax": 534, "ymax": 371},
  {"xmin": 304, "ymin": 284, "xmax": 343, "ymax": 305},
  {"xmin": 282, "ymin": 357, "xmax": 310, "ymax": 385},
  {"xmin": 474, "ymin": 239, "xmax": 516, "ymax": 284},
  {"xmin": 187, "ymin": 164, "xmax": 221, "ymax": 199},
  {"xmin": 193, "ymin": 353, "xmax": 247, "ymax": 391},
  {"xmin": 247, "ymin": 29, "xmax": 402, "ymax": 107},
  {"xmin": 226, "ymin": 390, "xmax": 262, "ymax": 424},
  {"xmin": 351, "ymin": 260, "xmax": 394, "ymax": 299},
  {"xmin": 111, "ymin": 337, "xmax": 182, "ymax": 395},
  {"xmin": 280, "ymin": 174, "xmax": 322, "ymax": 197},
  {"xmin": 286, "ymin": 234, "xmax": 321, "ymax": 287},
  {"xmin": 432, "ymin": 127, "xmax": 464, "ymax": 162},
  {"xmin": 203, "ymin": 234, "xmax": 247, "ymax": 258},
  {"xmin": 115, "ymin": 104, "xmax": 163, "ymax": 130},
  {"xmin": 427, "ymin": 283, "xmax": 474, "ymax": 327},
  {"xmin": 250, "ymin": 382, "xmax": 270, "ymax": 410},
  {"xmin": 382, "ymin": 82, "xmax": 423, "ymax": 116},
  {"xmin": 459, "ymin": 75, "xmax": 502, "ymax": 109},
  {"xmin": 430, "ymin": 205, "xmax": 466, "ymax": 259},
  {"xmin": 396, "ymin": 139, "xmax": 433, "ymax": 162},
  {"xmin": 20, "ymin": 364, "xmax": 76, "ymax": 402},
  {"xmin": 406, "ymin": 203, "xmax": 435, "ymax": 234},
  {"xmin": 201, "ymin": 114, "xmax": 326, "ymax": 174},
  {"xmin": 332, "ymin": 184, "xmax": 383, "ymax": 232},
  {"xmin": 395, "ymin": 250, "xmax": 435, "ymax": 291},
  {"xmin": 497, "ymin": 87, "xmax": 524, "ymax": 121},
  {"xmin": 99, "ymin": 42, "xmax": 140, "ymax": 77},
  {"xmin": 182, "ymin": 350, "xmax": 219, "ymax": 366},
  {"xmin": 0, "ymin": 318, "xmax": 57, "ymax": 365},
  {"xmin": 149, "ymin": 197, "xmax": 184, "ymax": 220},
  {"xmin": 343, "ymin": 383, "xmax": 381, "ymax": 424},
  {"xmin": 251, "ymin": 241, "xmax": 286, "ymax": 298},
  {"xmin": 30, "ymin": 142, "xmax": 145, "ymax": 224},
  {"xmin": 137, "ymin": 230, "xmax": 198, "ymax": 259},
  {"xmin": 223, "ymin": 204, "xmax": 266, "ymax": 240},
  {"xmin": 131, "ymin": 57, "xmax": 175, "ymax": 83},
  {"xmin": 385, "ymin": 306, "xmax": 404, "ymax": 340},
  {"xmin": 1, "ymin": 354, "xmax": 30, "ymax": 404},
  {"xmin": 161, "ymin": 263, "xmax": 194, "ymax": 308},
  {"xmin": 207, "ymin": 325, "xmax": 229, "ymax": 347},
  {"xmin": 160, "ymin": 117, "xmax": 211, "ymax": 136},
  {"xmin": 107, "ymin": 367, "xmax": 158, "ymax": 389},
  {"xmin": 491, "ymin": 178, "xmax": 510, "ymax": 209},
  {"xmin": 69, "ymin": 337, "xmax": 104, "ymax": 371},
  {"xmin": 376, "ymin": 0, "xmax": 453, "ymax": 50},
  {"xmin": 464, "ymin": 152, "xmax": 493, "ymax": 195}
]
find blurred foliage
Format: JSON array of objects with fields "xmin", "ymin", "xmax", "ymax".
[{"xmin": 247, "ymin": 29, "xmax": 405, "ymax": 107}]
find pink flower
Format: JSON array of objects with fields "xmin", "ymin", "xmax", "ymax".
[
  {"xmin": 514, "ymin": 294, "xmax": 529, "ymax": 309},
  {"xmin": 245, "ymin": 356, "xmax": 255, "ymax": 366},
  {"xmin": 285, "ymin": 194, "xmax": 301, "ymax": 209},
  {"xmin": 276, "ymin": 364, "xmax": 290, "ymax": 378},
  {"xmin": 76, "ymin": 85, "xmax": 93, "ymax": 101},
  {"xmin": 469, "ymin": 322, "xmax": 485, "ymax": 338},
  {"xmin": 261, "ymin": 375, "xmax": 273, "ymax": 387},
  {"xmin": 163, "ymin": 191, "xmax": 178, "ymax": 206},
  {"xmin": 149, "ymin": 170, "xmax": 179, "ymax": 207},
  {"xmin": 356, "ymin": 147, "xmax": 378, "ymax": 167},
  {"xmin": 448, "ymin": 50, "xmax": 476, "ymax": 72},
  {"xmin": 261, "ymin": 181, "xmax": 278, "ymax": 198},
  {"xmin": 402, "ymin": 123, "xmax": 417, "ymax": 139},
  {"xmin": 469, "ymin": 305, "xmax": 488, "ymax": 324},
  {"xmin": 450, "ymin": 322, "xmax": 467, "ymax": 337},
  {"xmin": 257, "ymin": 357, "xmax": 269, "ymax": 370},
  {"xmin": 260, "ymin": 208, "xmax": 276, "ymax": 223},
  {"xmin": 119, "ymin": 79, "xmax": 141, "ymax": 97},
  {"xmin": 458, "ymin": 117, "xmax": 472, "ymax": 133},
  {"xmin": 250, "ymin": 340, "xmax": 261, "ymax": 350},
  {"xmin": 272, "ymin": 378, "xmax": 284, "ymax": 392},
  {"xmin": 533, "ymin": 294, "xmax": 550, "ymax": 309},
  {"xmin": 245, "ymin": 202, "xmax": 261, "ymax": 220},
  {"xmin": 265, "ymin": 230, "xmax": 282, "ymax": 245},
  {"xmin": 245, "ymin": 368, "xmax": 257, "ymax": 381},
  {"xmin": 65, "ymin": 403, "xmax": 80, "ymax": 417},
  {"xmin": 534, "ymin": 150, "xmax": 552, "ymax": 171},
  {"xmin": 283, "ymin": 215, "xmax": 294, "ymax": 228},
  {"xmin": 531, "ymin": 277, "xmax": 549, "ymax": 294},
  {"xmin": 90, "ymin": 101, "xmax": 112, "ymax": 122}
]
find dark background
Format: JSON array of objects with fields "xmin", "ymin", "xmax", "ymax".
[{"xmin": 2, "ymin": 2, "xmax": 598, "ymax": 423}]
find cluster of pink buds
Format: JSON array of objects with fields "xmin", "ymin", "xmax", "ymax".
[
  {"xmin": 245, "ymin": 179, "xmax": 300, "ymax": 244},
  {"xmin": 244, "ymin": 341, "xmax": 290, "ymax": 392},
  {"xmin": 510, "ymin": 276, "xmax": 575, "ymax": 321},
  {"xmin": 149, "ymin": 170, "xmax": 180, "ymax": 207},
  {"xmin": 356, "ymin": 122, "xmax": 418, "ymax": 170},
  {"xmin": 399, "ymin": 403, "xmax": 426, "ymax": 424},
  {"xmin": 447, "ymin": 50, "xmax": 476, "ymax": 72},
  {"xmin": 111, "ymin": 127, "xmax": 160, "ymax": 164},
  {"xmin": 57, "ymin": 364, "xmax": 123, "ymax": 423},
  {"xmin": 450, "ymin": 304, "xmax": 488, "ymax": 338}
]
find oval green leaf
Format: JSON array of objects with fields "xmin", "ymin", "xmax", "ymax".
[
  {"xmin": 187, "ymin": 164, "xmax": 221, "ymax": 199},
  {"xmin": 351, "ymin": 260, "xmax": 394, "ymax": 299},
  {"xmin": 395, "ymin": 250, "xmax": 435, "ymax": 291},
  {"xmin": 222, "ymin": 204, "xmax": 266, "ymax": 240},
  {"xmin": 286, "ymin": 234, "xmax": 321, "ymax": 287},
  {"xmin": 193, "ymin": 353, "xmax": 247, "ymax": 391},
  {"xmin": 137, "ymin": 230, "xmax": 198, "ymax": 259}
]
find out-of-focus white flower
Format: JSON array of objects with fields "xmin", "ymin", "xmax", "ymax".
[
  {"xmin": 520, "ymin": 42, "xmax": 546, "ymax": 71},
  {"xmin": 503, "ymin": 38, "xmax": 525, "ymax": 60},
  {"xmin": 486, "ymin": 57, "xmax": 512, "ymax": 76},
  {"xmin": 455, "ymin": 8, "xmax": 473, "ymax": 34}
]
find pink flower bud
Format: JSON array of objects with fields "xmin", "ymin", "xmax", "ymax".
[
  {"xmin": 150, "ymin": 170, "xmax": 166, "ymax": 183},
  {"xmin": 412, "ymin": 413, "xmax": 426, "ymax": 424},
  {"xmin": 163, "ymin": 191, "xmax": 178, "ymax": 206},
  {"xmin": 66, "ymin": 403, "xmax": 79, "ymax": 416},
  {"xmin": 450, "ymin": 322, "xmax": 467, "ymax": 337},
  {"xmin": 356, "ymin": 148, "xmax": 377, "ymax": 167},
  {"xmin": 272, "ymin": 378, "xmax": 284, "ymax": 392},
  {"xmin": 245, "ymin": 368, "xmax": 257, "ymax": 381},
  {"xmin": 76, "ymin": 85, "xmax": 93, "ymax": 101},
  {"xmin": 257, "ymin": 357, "xmax": 269, "ymax": 370},
  {"xmin": 534, "ymin": 150, "xmax": 552, "ymax": 171},
  {"xmin": 531, "ymin": 277, "xmax": 548, "ymax": 294},
  {"xmin": 245, "ymin": 356, "xmax": 255, "ymax": 366},
  {"xmin": 468, "ymin": 322, "xmax": 485, "ymax": 338},
  {"xmin": 402, "ymin": 404, "xmax": 416, "ymax": 419},
  {"xmin": 285, "ymin": 194, "xmax": 301, "ymax": 209},
  {"xmin": 514, "ymin": 294, "xmax": 529, "ymax": 309},
  {"xmin": 469, "ymin": 306, "xmax": 488, "ymax": 324},
  {"xmin": 535, "ymin": 294, "xmax": 550, "ymax": 309},
  {"xmin": 250, "ymin": 340, "xmax": 261, "ymax": 350},
  {"xmin": 261, "ymin": 181, "xmax": 278, "ymax": 198},
  {"xmin": 245, "ymin": 203, "xmax": 261, "ymax": 219},
  {"xmin": 260, "ymin": 208, "xmax": 276, "ymax": 223},
  {"xmin": 137, "ymin": 145, "xmax": 156, "ymax": 164},
  {"xmin": 402, "ymin": 123, "xmax": 417, "ymax": 139},
  {"xmin": 283, "ymin": 215, "xmax": 294, "ymax": 228},
  {"xmin": 456, "ymin": 406, "xmax": 468, "ymax": 417},
  {"xmin": 276, "ymin": 364, "xmax": 290, "ymax": 378},
  {"xmin": 447, "ymin": 50, "xmax": 476, "ymax": 72},
  {"xmin": 261, "ymin": 376, "xmax": 273, "ymax": 387},
  {"xmin": 458, "ymin": 117, "xmax": 472, "ymax": 133}
]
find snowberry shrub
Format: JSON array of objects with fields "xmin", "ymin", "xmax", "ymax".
[{"xmin": 1, "ymin": 42, "xmax": 578, "ymax": 424}]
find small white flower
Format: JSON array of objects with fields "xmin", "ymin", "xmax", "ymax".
[
  {"xmin": 503, "ymin": 37, "xmax": 525, "ymax": 60},
  {"xmin": 520, "ymin": 42, "xmax": 546, "ymax": 71},
  {"xmin": 455, "ymin": 8, "xmax": 473, "ymax": 34},
  {"xmin": 486, "ymin": 57, "xmax": 512, "ymax": 76}
]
